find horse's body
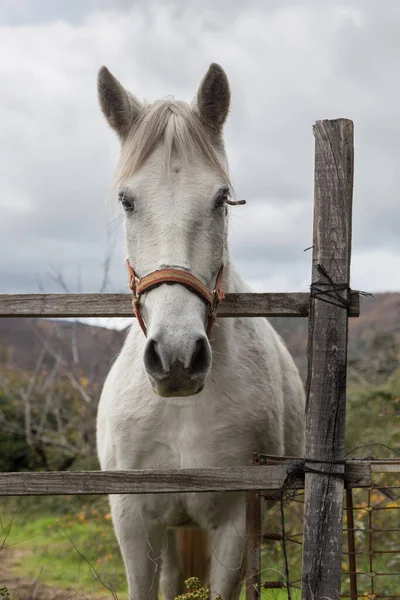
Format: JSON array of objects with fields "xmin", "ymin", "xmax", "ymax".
[{"xmin": 96, "ymin": 64, "xmax": 305, "ymax": 600}]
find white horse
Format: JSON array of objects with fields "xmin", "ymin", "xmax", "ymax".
[{"xmin": 96, "ymin": 63, "xmax": 305, "ymax": 600}]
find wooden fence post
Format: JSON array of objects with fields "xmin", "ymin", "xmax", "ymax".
[{"xmin": 301, "ymin": 119, "xmax": 354, "ymax": 600}]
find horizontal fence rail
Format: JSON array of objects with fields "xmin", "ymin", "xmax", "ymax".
[
  {"xmin": 0, "ymin": 461, "xmax": 375, "ymax": 496},
  {"xmin": 0, "ymin": 291, "xmax": 361, "ymax": 318}
]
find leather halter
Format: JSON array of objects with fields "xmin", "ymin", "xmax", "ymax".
[{"xmin": 126, "ymin": 259, "xmax": 225, "ymax": 338}]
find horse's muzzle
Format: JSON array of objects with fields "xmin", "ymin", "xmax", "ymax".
[
  {"xmin": 148, "ymin": 361, "xmax": 205, "ymax": 397},
  {"xmin": 144, "ymin": 337, "xmax": 211, "ymax": 397}
]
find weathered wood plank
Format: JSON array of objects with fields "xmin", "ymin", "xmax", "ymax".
[
  {"xmin": 0, "ymin": 291, "xmax": 360, "ymax": 318},
  {"xmin": 345, "ymin": 461, "xmax": 372, "ymax": 488},
  {"xmin": 0, "ymin": 466, "xmax": 301, "ymax": 496},
  {"xmin": 0, "ymin": 462, "xmax": 371, "ymax": 496},
  {"xmin": 301, "ymin": 119, "xmax": 354, "ymax": 600},
  {"xmin": 370, "ymin": 462, "xmax": 400, "ymax": 473}
]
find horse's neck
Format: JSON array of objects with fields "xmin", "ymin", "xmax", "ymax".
[
  {"xmin": 210, "ymin": 258, "xmax": 250, "ymax": 349},
  {"xmin": 223, "ymin": 259, "xmax": 250, "ymax": 294}
]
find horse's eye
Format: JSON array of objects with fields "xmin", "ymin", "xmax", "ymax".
[
  {"xmin": 214, "ymin": 187, "xmax": 230, "ymax": 209},
  {"xmin": 119, "ymin": 192, "xmax": 134, "ymax": 213}
]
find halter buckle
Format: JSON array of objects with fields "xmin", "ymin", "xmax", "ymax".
[{"xmin": 210, "ymin": 288, "xmax": 224, "ymax": 315}]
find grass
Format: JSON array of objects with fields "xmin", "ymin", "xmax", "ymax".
[
  {"xmin": 0, "ymin": 495, "xmax": 127, "ymax": 598},
  {"xmin": 0, "ymin": 494, "xmax": 301, "ymax": 600},
  {"xmin": 2, "ymin": 489, "xmax": 399, "ymax": 600},
  {"xmin": 0, "ymin": 495, "xmax": 298, "ymax": 600}
]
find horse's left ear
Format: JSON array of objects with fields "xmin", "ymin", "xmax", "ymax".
[
  {"xmin": 195, "ymin": 63, "xmax": 231, "ymax": 134},
  {"xmin": 98, "ymin": 66, "xmax": 142, "ymax": 141}
]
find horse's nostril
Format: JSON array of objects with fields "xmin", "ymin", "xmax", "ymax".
[
  {"xmin": 188, "ymin": 338, "xmax": 210, "ymax": 376},
  {"xmin": 144, "ymin": 336, "xmax": 211, "ymax": 385},
  {"xmin": 144, "ymin": 339, "xmax": 164, "ymax": 376}
]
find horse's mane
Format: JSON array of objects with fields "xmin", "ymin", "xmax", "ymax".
[{"xmin": 114, "ymin": 99, "xmax": 231, "ymax": 187}]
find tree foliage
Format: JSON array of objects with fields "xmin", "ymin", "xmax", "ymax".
[{"xmin": 0, "ymin": 365, "xmax": 99, "ymax": 472}]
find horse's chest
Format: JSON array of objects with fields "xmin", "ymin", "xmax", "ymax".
[
  {"xmin": 116, "ymin": 398, "xmax": 258, "ymax": 472},
  {"xmin": 131, "ymin": 416, "xmax": 219, "ymax": 469},
  {"xmin": 114, "ymin": 406, "xmax": 246, "ymax": 527}
]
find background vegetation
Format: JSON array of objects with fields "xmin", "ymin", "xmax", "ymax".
[{"xmin": 0, "ymin": 297, "xmax": 399, "ymax": 598}]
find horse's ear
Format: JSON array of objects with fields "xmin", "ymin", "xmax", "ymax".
[
  {"xmin": 97, "ymin": 66, "xmax": 142, "ymax": 140},
  {"xmin": 195, "ymin": 63, "xmax": 231, "ymax": 134}
]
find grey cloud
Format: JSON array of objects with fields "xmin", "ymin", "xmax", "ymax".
[
  {"xmin": 1, "ymin": 0, "xmax": 400, "ymax": 298},
  {"xmin": 0, "ymin": 0, "xmax": 134, "ymax": 25}
]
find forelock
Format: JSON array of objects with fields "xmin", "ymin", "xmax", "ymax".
[{"xmin": 113, "ymin": 99, "xmax": 231, "ymax": 188}]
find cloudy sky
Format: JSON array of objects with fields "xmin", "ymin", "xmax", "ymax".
[{"xmin": 1, "ymin": 0, "xmax": 400, "ymax": 313}]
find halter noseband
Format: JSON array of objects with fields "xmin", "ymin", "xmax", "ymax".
[{"xmin": 126, "ymin": 260, "xmax": 225, "ymax": 338}]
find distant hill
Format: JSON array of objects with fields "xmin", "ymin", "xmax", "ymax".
[
  {"xmin": 0, "ymin": 318, "xmax": 125, "ymax": 380},
  {"xmin": 0, "ymin": 292, "xmax": 399, "ymax": 381},
  {"xmin": 270, "ymin": 292, "xmax": 400, "ymax": 377}
]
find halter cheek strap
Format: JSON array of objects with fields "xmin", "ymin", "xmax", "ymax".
[{"xmin": 126, "ymin": 260, "xmax": 225, "ymax": 338}]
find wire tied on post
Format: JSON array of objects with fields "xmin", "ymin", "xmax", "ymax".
[
  {"xmin": 310, "ymin": 263, "xmax": 372, "ymax": 310},
  {"xmin": 310, "ymin": 263, "xmax": 350, "ymax": 310},
  {"xmin": 283, "ymin": 458, "xmax": 346, "ymax": 488}
]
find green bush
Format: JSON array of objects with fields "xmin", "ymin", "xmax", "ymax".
[{"xmin": 175, "ymin": 577, "xmax": 222, "ymax": 600}]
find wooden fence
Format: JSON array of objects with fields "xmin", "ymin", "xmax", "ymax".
[{"xmin": 0, "ymin": 119, "xmax": 364, "ymax": 600}]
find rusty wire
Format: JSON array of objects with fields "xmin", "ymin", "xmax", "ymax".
[
  {"xmin": 247, "ymin": 462, "xmax": 400, "ymax": 600},
  {"xmin": 342, "ymin": 472, "xmax": 400, "ymax": 600}
]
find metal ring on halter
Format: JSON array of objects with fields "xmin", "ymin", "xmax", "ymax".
[{"xmin": 126, "ymin": 259, "xmax": 225, "ymax": 338}]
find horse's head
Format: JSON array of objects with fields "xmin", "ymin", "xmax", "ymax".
[{"xmin": 98, "ymin": 64, "xmax": 233, "ymax": 397}]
